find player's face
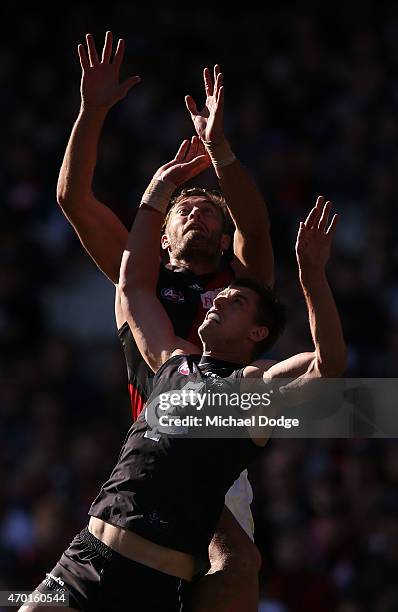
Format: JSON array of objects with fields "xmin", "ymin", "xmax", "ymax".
[
  {"xmin": 199, "ymin": 286, "xmax": 268, "ymax": 350},
  {"xmin": 161, "ymin": 197, "xmax": 228, "ymax": 257}
]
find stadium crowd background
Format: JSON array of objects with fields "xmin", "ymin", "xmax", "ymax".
[{"xmin": 1, "ymin": 3, "xmax": 398, "ymax": 611}]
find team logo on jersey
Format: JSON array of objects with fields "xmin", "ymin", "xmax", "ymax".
[
  {"xmin": 178, "ymin": 361, "xmax": 190, "ymax": 376},
  {"xmin": 189, "ymin": 283, "xmax": 203, "ymax": 291},
  {"xmin": 161, "ymin": 288, "xmax": 185, "ymax": 303},
  {"xmin": 203, "ymin": 371, "xmax": 225, "ymax": 387},
  {"xmin": 200, "ymin": 288, "xmax": 224, "ymax": 310}
]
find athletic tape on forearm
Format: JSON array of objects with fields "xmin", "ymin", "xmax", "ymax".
[
  {"xmin": 203, "ymin": 139, "xmax": 236, "ymax": 169},
  {"xmin": 140, "ymin": 178, "xmax": 176, "ymax": 214}
]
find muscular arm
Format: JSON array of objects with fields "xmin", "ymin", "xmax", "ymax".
[
  {"xmin": 56, "ymin": 32, "xmax": 140, "ymax": 284},
  {"xmin": 245, "ymin": 197, "xmax": 347, "ymax": 383},
  {"xmin": 57, "ymin": 107, "xmax": 128, "ymax": 283},
  {"xmin": 186, "ymin": 65, "xmax": 273, "ymax": 286},
  {"xmin": 216, "ymin": 159, "xmax": 273, "ymax": 286}
]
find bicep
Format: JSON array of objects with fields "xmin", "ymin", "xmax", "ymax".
[
  {"xmin": 245, "ymin": 352, "xmax": 315, "ymax": 379},
  {"xmin": 121, "ymin": 289, "xmax": 200, "ymax": 372},
  {"xmin": 264, "ymin": 352, "xmax": 315, "ymax": 379},
  {"xmin": 231, "ymin": 229, "xmax": 274, "ymax": 287},
  {"xmin": 63, "ymin": 195, "xmax": 128, "ymax": 284}
]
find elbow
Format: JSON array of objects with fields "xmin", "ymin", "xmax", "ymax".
[
  {"xmin": 118, "ymin": 267, "xmax": 134, "ymax": 303},
  {"xmin": 118, "ymin": 279, "xmax": 135, "ymax": 321},
  {"xmin": 56, "ymin": 182, "xmax": 66, "ymax": 208},
  {"xmin": 316, "ymin": 347, "xmax": 347, "ymax": 378},
  {"xmin": 56, "ymin": 182, "xmax": 75, "ymax": 213}
]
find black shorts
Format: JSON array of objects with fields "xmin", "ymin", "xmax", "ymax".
[{"xmin": 35, "ymin": 527, "xmax": 192, "ymax": 611}]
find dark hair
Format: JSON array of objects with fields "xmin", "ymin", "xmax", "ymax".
[
  {"xmin": 229, "ymin": 277, "xmax": 286, "ymax": 358},
  {"xmin": 163, "ymin": 187, "xmax": 232, "ymax": 233}
]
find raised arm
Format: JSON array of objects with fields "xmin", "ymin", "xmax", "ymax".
[
  {"xmin": 185, "ymin": 65, "xmax": 273, "ymax": 286},
  {"xmin": 57, "ymin": 31, "xmax": 140, "ymax": 283},
  {"xmin": 246, "ymin": 196, "xmax": 347, "ymax": 383},
  {"xmin": 119, "ymin": 138, "xmax": 210, "ymax": 372}
]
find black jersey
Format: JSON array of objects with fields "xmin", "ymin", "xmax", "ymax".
[
  {"xmin": 118, "ymin": 263, "xmax": 234, "ymax": 421},
  {"xmin": 89, "ymin": 355, "xmax": 262, "ymax": 564}
]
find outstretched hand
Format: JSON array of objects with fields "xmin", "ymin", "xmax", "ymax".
[
  {"xmin": 296, "ymin": 196, "xmax": 339, "ymax": 274},
  {"xmin": 185, "ymin": 65, "xmax": 224, "ymax": 144},
  {"xmin": 78, "ymin": 31, "xmax": 140, "ymax": 111},
  {"xmin": 153, "ymin": 136, "xmax": 211, "ymax": 187}
]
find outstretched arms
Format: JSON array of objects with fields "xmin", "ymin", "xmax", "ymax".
[
  {"xmin": 119, "ymin": 139, "xmax": 210, "ymax": 372},
  {"xmin": 246, "ymin": 196, "xmax": 347, "ymax": 383},
  {"xmin": 186, "ymin": 66, "xmax": 274, "ymax": 287},
  {"xmin": 57, "ymin": 32, "xmax": 140, "ymax": 283}
]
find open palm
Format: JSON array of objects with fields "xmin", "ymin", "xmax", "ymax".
[
  {"xmin": 154, "ymin": 137, "xmax": 211, "ymax": 187},
  {"xmin": 185, "ymin": 65, "xmax": 224, "ymax": 144},
  {"xmin": 78, "ymin": 31, "xmax": 140, "ymax": 111},
  {"xmin": 296, "ymin": 196, "xmax": 339, "ymax": 271}
]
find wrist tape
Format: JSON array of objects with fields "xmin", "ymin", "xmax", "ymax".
[
  {"xmin": 140, "ymin": 178, "xmax": 176, "ymax": 214},
  {"xmin": 203, "ymin": 138, "xmax": 236, "ymax": 169}
]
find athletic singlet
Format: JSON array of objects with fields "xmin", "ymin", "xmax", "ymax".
[
  {"xmin": 118, "ymin": 263, "xmax": 234, "ymax": 421},
  {"xmin": 89, "ymin": 355, "xmax": 262, "ymax": 563}
]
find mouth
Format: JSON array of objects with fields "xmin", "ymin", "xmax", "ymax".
[
  {"xmin": 184, "ymin": 223, "xmax": 207, "ymax": 235},
  {"xmin": 206, "ymin": 309, "xmax": 221, "ymax": 324}
]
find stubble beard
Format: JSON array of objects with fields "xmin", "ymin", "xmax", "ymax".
[{"xmin": 168, "ymin": 231, "xmax": 223, "ymax": 268}]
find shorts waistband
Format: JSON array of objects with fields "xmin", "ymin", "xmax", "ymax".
[{"xmin": 79, "ymin": 526, "xmax": 114, "ymax": 561}]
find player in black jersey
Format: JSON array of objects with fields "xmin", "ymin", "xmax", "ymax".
[
  {"xmin": 23, "ymin": 164, "xmax": 346, "ymax": 610},
  {"xmin": 55, "ymin": 31, "xmax": 274, "ymax": 611}
]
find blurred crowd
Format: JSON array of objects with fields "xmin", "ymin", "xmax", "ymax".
[{"xmin": 1, "ymin": 3, "xmax": 398, "ymax": 611}]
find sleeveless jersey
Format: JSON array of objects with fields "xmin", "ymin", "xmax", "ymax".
[
  {"xmin": 89, "ymin": 355, "xmax": 262, "ymax": 563},
  {"xmin": 118, "ymin": 263, "xmax": 234, "ymax": 421}
]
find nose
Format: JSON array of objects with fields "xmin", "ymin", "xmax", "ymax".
[
  {"xmin": 213, "ymin": 292, "xmax": 228, "ymax": 309},
  {"xmin": 188, "ymin": 207, "xmax": 202, "ymax": 221}
]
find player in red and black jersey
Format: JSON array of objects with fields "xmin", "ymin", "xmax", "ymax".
[{"xmin": 56, "ymin": 31, "xmax": 274, "ymax": 611}]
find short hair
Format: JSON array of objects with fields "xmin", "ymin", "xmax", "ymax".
[
  {"xmin": 229, "ymin": 277, "xmax": 286, "ymax": 358},
  {"xmin": 163, "ymin": 187, "xmax": 232, "ymax": 233}
]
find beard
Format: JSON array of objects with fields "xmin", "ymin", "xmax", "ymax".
[{"xmin": 167, "ymin": 228, "xmax": 223, "ymax": 266}]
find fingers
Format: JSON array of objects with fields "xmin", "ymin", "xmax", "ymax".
[
  {"xmin": 170, "ymin": 137, "xmax": 209, "ymax": 167},
  {"xmin": 182, "ymin": 154, "xmax": 211, "ymax": 178},
  {"xmin": 86, "ymin": 33, "xmax": 99, "ymax": 66},
  {"xmin": 301, "ymin": 196, "xmax": 339, "ymax": 237},
  {"xmin": 185, "ymin": 95, "xmax": 199, "ymax": 116},
  {"xmin": 318, "ymin": 200, "xmax": 332, "ymax": 231},
  {"xmin": 119, "ymin": 75, "xmax": 141, "ymax": 97},
  {"xmin": 203, "ymin": 65, "xmax": 222, "ymax": 99},
  {"xmin": 303, "ymin": 195, "xmax": 327, "ymax": 229},
  {"xmin": 203, "ymin": 67, "xmax": 213, "ymax": 97},
  {"xmin": 174, "ymin": 139, "xmax": 190, "ymax": 162},
  {"xmin": 102, "ymin": 31, "xmax": 113, "ymax": 63},
  {"xmin": 216, "ymin": 84, "xmax": 224, "ymax": 107},
  {"xmin": 214, "ymin": 64, "xmax": 221, "ymax": 85},
  {"xmin": 78, "ymin": 44, "xmax": 89, "ymax": 72},
  {"xmin": 112, "ymin": 38, "xmax": 125, "ymax": 70},
  {"xmin": 326, "ymin": 214, "xmax": 339, "ymax": 235}
]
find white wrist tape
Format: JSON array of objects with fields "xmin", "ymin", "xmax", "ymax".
[
  {"xmin": 203, "ymin": 138, "xmax": 236, "ymax": 169},
  {"xmin": 140, "ymin": 178, "xmax": 176, "ymax": 214}
]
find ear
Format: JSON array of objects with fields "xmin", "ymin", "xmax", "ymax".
[
  {"xmin": 249, "ymin": 325, "xmax": 268, "ymax": 344},
  {"xmin": 161, "ymin": 233, "xmax": 170, "ymax": 251},
  {"xmin": 221, "ymin": 233, "xmax": 231, "ymax": 252}
]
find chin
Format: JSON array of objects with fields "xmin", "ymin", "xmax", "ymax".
[{"xmin": 198, "ymin": 319, "xmax": 217, "ymax": 343}]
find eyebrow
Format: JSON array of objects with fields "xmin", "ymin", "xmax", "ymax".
[
  {"xmin": 176, "ymin": 200, "xmax": 216, "ymax": 210},
  {"xmin": 236, "ymin": 293, "xmax": 249, "ymax": 303}
]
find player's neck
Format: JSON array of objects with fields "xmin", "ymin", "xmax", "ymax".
[
  {"xmin": 201, "ymin": 345, "xmax": 251, "ymax": 366},
  {"xmin": 169, "ymin": 254, "xmax": 219, "ymax": 276}
]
